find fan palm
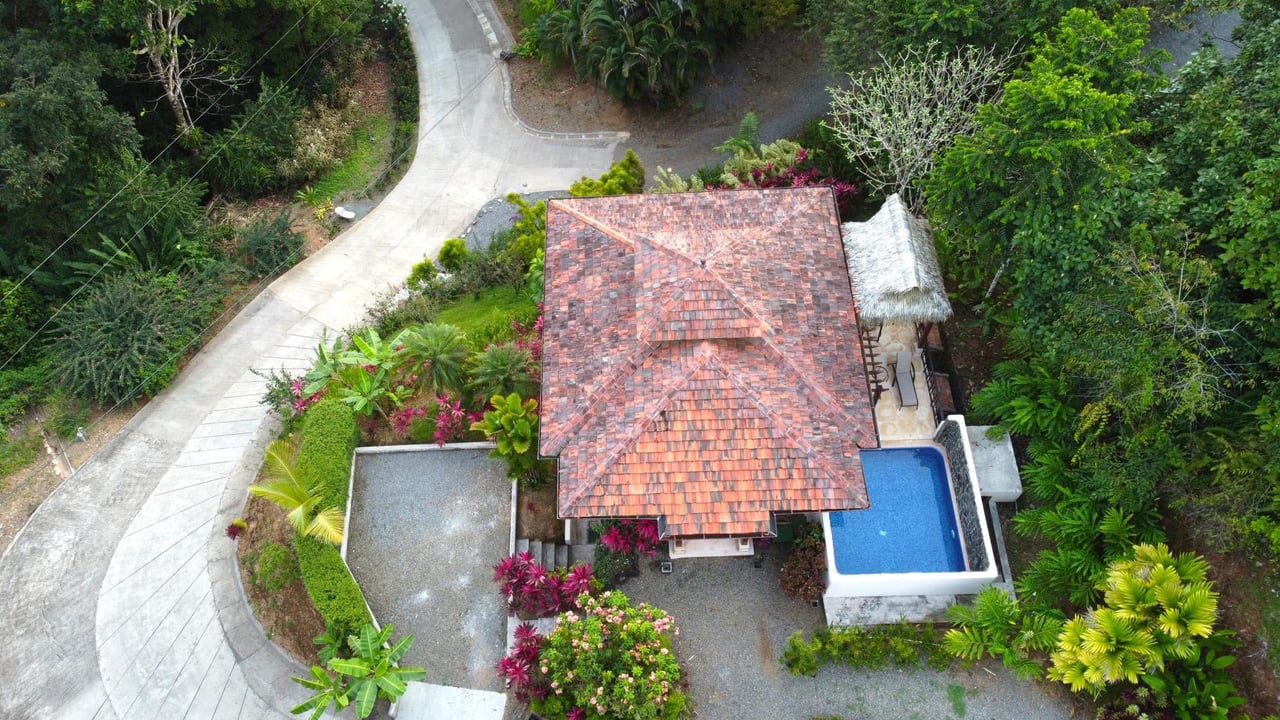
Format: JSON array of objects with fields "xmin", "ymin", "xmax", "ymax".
[
  {"xmin": 469, "ymin": 342, "xmax": 537, "ymax": 401},
  {"xmin": 248, "ymin": 437, "xmax": 344, "ymax": 544},
  {"xmin": 394, "ymin": 323, "xmax": 468, "ymax": 394}
]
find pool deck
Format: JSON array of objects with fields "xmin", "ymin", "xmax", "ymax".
[{"xmin": 870, "ymin": 321, "xmax": 938, "ymax": 442}]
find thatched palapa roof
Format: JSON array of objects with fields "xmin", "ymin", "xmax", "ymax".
[{"xmin": 841, "ymin": 194, "xmax": 952, "ymax": 324}]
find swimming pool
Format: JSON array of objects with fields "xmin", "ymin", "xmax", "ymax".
[
  {"xmin": 822, "ymin": 416, "xmax": 999, "ymax": 602},
  {"xmin": 829, "ymin": 447, "xmax": 964, "ymax": 574}
]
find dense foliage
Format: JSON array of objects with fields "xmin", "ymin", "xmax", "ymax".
[
  {"xmin": 525, "ymin": 0, "xmax": 796, "ymax": 105},
  {"xmin": 531, "ymin": 591, "xmax": 685, "ymax": 720},
  {"xmin": 920, "ymin": 3, "xmax": 1280, "ymax": 713}
]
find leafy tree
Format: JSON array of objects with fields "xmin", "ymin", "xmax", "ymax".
[
  {"xmin": 926, "ymin": 8, "xmax": 1164, "ymax": 319},
  {"xmin": 0, "ymin": 279, "xmax": 42, "ymax": 369},
  {"xmin": 1049, "ymin": 544, "xmax": 1220, "ymax": 696},
  {"xmin": 248, "ymin": 437, "xmax": 345, "ymax": 544},
  {"xmin": 238, "ymin": 210, "xmax": 303, "ymax": 276},
  {"xmin": 204, "ymin": 76, "xmax": 302, "ymax": 195},
  {"xmin": 826, "ymin": 42, "xmax": 1015, "ymax": 209}
]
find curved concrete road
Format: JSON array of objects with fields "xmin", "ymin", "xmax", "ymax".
[{"xmin": 0, "ymin": 0, "xmax": 621, "ymax": 717}]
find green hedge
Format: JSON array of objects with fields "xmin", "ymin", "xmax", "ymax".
[
  {"xmin": 295, "ymin": 536, "xmax": 372, "ymax": 636},
  {"xmin": 292, "ymin": 398, "xmax": 369, "ymax": 635},
  {"xmin": 295, "ymin": 398, "xmax": 359, "ymax": 511}
]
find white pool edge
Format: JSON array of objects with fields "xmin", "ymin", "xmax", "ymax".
[{"xmin": 822, "ymin": 415, "xmax": 999, "ymax": 599}]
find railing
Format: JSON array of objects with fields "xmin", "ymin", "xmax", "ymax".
[{"xmin": 920, "ymin": 346, "xmax": 944, "ymax": 425}]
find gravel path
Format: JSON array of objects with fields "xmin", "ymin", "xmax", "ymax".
[{"xmin": 622, "ymin": 550, "xmax": 1085, "ymax": 720}]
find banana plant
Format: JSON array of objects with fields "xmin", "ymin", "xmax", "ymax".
[
  {"xmin": 290, "ymin": 664, "xmax": 350, "ymax": 720},
  {"xmin": 329, "ymin": 624, "xmax": 424, "ymax": 718}
]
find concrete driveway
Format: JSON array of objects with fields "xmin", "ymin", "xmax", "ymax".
[{"xmin": 0, "ymin": 0, "xmax": 620, "ymax": 716}]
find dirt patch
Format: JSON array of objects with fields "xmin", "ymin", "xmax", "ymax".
[
  {"xmin": 235, "ymin": 493, "xmax": 327, "ymax": 666},
  {"xmin": 516, "ymin": 482, "xmax": 560, "ymax": 542},
  {"xmin": 0, "ymin": 405, "xmax": 140, "ymax": 554},
  {"xmin": 500, "ymin": 8, "xmax": 837, "ymax": 175}
]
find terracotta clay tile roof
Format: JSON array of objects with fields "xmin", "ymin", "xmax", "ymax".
[{"xmin": 540, "ymin": 187, "xmax": 877, "ymax": 537}]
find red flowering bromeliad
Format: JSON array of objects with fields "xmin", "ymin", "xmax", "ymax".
[
  {"xmin": 595, "ymin": 518, "xmax": 662, "ymax": 557},
  {"xmin": 493, "ymin": 551, "xmax": 596, "ymax": 618}
]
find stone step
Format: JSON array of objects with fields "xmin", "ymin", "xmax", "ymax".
[
  {"xmin": 569, "ymin": 543, "xmax": 596, "ymax": 566},
  {"xmin": 516, "ymin": 538, "xmax": 529, "ymax": 556},
  {"xmin": 555, "ymin": 543, "xmax": 569, "ymax": 569},
  {"xmin": 529, "ymin": 539, "xmax": 542, "ymax": 564}
]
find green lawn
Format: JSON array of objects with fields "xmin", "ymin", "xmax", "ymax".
[
  {"xmin": 310, "ymin": 112, "xmax": 392, "ymax": 201},
  {"xmin": 436, "ymin": 285, "xmax": 537, "ymax": 339}
]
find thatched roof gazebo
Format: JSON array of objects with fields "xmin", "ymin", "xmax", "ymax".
[{"xmin": 841, "ymin": 194, "xmax": 952, "ymax": 326}]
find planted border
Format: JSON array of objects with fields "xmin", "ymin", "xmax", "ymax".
[{"xmin": 292, "ymin": 399, "xmax": 371, "ymax": 636}]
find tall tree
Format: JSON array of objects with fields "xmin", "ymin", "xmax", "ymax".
[{"xmin": 64, "ymin": 0, "xmax": 240, "ymax": 138}]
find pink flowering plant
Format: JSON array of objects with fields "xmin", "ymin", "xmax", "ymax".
[
  {"xmin": 531, "ymin": 591, "xmax": 685, "ymax": 720},
  {"xmin": 493, "ymin": 551, "xmax": 596, "ymax": 619},
  {"xmin": 594, "ymin": 519, "xmax": 662, "ymax": 557}
]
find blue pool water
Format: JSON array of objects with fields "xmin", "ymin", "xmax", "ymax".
[{"xmin": 829, "ymin": 447, "xmax": 965, "ymax": 574}]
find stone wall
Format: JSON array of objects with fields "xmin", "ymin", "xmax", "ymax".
[{"xmin": 935, "ymin": 420, "xmax": 988, "ymax": 572}]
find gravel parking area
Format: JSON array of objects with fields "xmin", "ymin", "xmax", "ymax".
[
  {"xmin": 623, "ymin": 546, "xmax": 1085, "ymax": 720},
  {"xmin": 346, "ymin": 446, "xmax": 512, "ymax": 693}
]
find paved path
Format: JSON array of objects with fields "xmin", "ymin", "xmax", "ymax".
[{"xmin": 0, "ymin": 0, "xmax": 621, "ymax": 716}]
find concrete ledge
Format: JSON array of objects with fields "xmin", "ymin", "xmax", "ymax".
[
  {"xmin": 967, "ymin": 425, "xmax": 1023, "ymax": 502},
  {"xmin": 823, "ymin": 594, "xmax": 955, "ymax": 626},
  {"xmin": 396, "ymin": 682, "xmax": 507, "ymax": 720}
]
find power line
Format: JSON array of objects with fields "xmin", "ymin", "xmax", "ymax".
[
  {"xmin": 0, "ymin": 0, "xmax": 328, "ymax": 306},
  {"xmin": 0, "ymin": 0, "xmax": 373, "ymax": 373}
]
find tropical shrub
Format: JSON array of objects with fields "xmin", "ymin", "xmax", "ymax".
[
  {"xmin": 437, "ymin": 237, "xmax": 469, "ymax": 272},
  {"xmin": 593, "ymin": 518, "xmax": 662, "ymax": 557},
  {"xmin": 536, "ymin": 0, "xmax": 714, "ymax": 105},
  {"xmin": 239, "ymin": 211, "xmax": 304, "ymax": 276},
  {"xmin": 292, "ymin": 622, "xmax": 425, "ymax": 720},
  {"xmin": 395, "ymin": 322, "xmax": 468, "ymax": 395},
  {"xmin": 249, "ymin": 437, "xmax": 346, "ymax": 544},
  {"xmin": 405, "ymin": 257, "xmax": 437, "ymax": 290},
  {"xmin": 779, "ymin": 518, "xmax": 826, "ymax": 602},
  {"xmin": 498, "ymin": 622, "xmax": 546, "ymax": 702},
  {"xmin": 569, "ymin": 149, "xmax": 646, "ymax": 197},
  {"xmin": 942, "ymin": 586, "xmax": 1062, "ymax": 680},
  {"xmin": 493, "ymin": 551, "xmax": 595, "ymax": 618},
  {"xmin": 468, "ymin": 342, "xmax": 537, "ymax": 402},
  {"xmin": 1048, "ymin": 543, "xmax": 1222, "ymax": 696},
  {"xmin": 782, "ymin": 622, "xmax": 952, "ymax": 677},
  {"xmin": 531, "ymin": 591, "xmax": 684, "ymax": 720},
  {"xmin": 470, "ymin": 392, "xmax": 547, "ymax": 483},
  {"xmin": 50, "ymin": 268, "xmax": 223, "ymax": 404}
]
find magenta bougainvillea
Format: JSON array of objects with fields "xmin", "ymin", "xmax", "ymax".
[
  {"xmin": 596, "ymin": 519, "xmax": 662, "ymax": 557},
  {"xmin": 493, "ymin": 551, "xmax": 595, "ymax": 618}
]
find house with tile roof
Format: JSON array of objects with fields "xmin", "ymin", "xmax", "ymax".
[{"xmin": 539, "ymin": 187, "xmax": 881, "ymax": 553}]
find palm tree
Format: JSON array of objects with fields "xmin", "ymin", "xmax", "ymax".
[
  {"xmin": 248, "ymin": 438, "xmax": 344, "ymax": 544},
  {"xmin": 394, "ymin": 323, "xmax": 468, "ymax": 395},
  {"xmin": 469, "ymin": 342, "xmax": 537, "ymax": 402}
]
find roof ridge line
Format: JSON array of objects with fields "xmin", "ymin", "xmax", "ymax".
[
  {"xmin": 558, "ymin": 345, "xmax": 718, "ymax": 514},
  {"xmin": 552, "ymin": 200, "xmax": 637, "ymax": 248},
  {"xmin": 542, "ymin": 338, "xmax": 659, "ymax": 455}
]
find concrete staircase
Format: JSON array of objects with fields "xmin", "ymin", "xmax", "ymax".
[{"xmin": 515, "ymin": 537, "xmax": 571, "ymax": 570}]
